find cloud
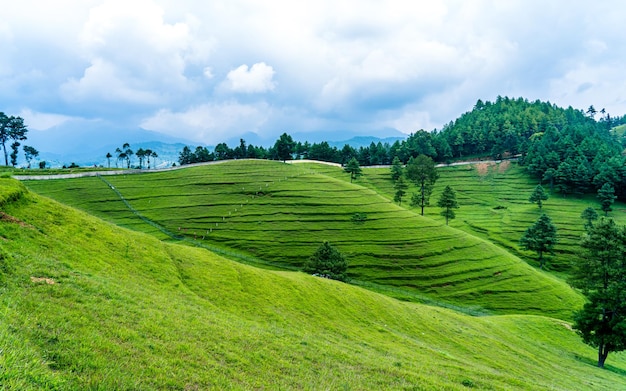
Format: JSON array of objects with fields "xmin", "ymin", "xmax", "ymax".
[
  {"xmin": 225, "ymin": 63, "xmax": 276, "ymax": 93},
  {"xmin": 140, "ymin": 101, "xmax": 271, "ymax": 144},
  {"xmin": 60, "ymin": 0, "xmax": 214, "ymax": 111},
  {"xmin": 3, "ymin": 0, "xmax": 626, "ymax": 149},
  {"xmin": 19, "ymin": 109, "xmax": 76, "ymax": 131}
]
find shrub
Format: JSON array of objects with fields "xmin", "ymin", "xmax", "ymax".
[{"xmin": 304, "ymin": 241, "xmax": 348, "ymax": 282}]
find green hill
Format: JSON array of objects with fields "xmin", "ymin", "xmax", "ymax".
[
  {"xmin": 2, "ymin": 178, "xmax": 626, "ymax": 389},
  {"xmin": 361, "ymin": 161, "xmax": 626, "ymax": 275},
  {"xmin": 24, "ymin": 160, "xmax": 582, "ymax": 319}
]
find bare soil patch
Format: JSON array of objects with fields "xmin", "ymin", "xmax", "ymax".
[
  {"xmin": 30, "ymin": 276, "xmax": 56, "ymax": 285},
  {"xmin": 0, "ymin": 212, "xmax": 34, "ymax": 228},
  {"xmin": 498, "ymin": 160, "xmax": 511, "ymax": 172},
  {"xmin": 475, "ymin": 163, "xmax": 493, "ymax": 176}
]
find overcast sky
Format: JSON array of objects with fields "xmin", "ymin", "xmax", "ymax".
[{"xmin": 2, "ymin": 0, "xmax": 625, "ymax": 145}]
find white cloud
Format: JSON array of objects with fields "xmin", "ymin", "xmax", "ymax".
[
  {"xmin": 225, "ymin": 63, "xmax": 276, "ymax": 93},
  {"xmin": 203, "ymin": 67, "xmax": 214, "ymax": 79},
  {"xmin": 140, "ymin": 101, "xmax": 271, "ymax": 144},
  {"xmin": 19, "ymin": 109, "xmax": 76, "ymax": 131},
  {"xmin": 60, "ymin": 0, "xmax": 213, "ymax": 108}
]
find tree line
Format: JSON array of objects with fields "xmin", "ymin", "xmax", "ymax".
[
  {"xmin": 105, "ymin": 144, "xmax": 159, "ymax": 169},
  {"xmin": 0, "ymin": 112, "xmax": 40, "ymax": 168}
]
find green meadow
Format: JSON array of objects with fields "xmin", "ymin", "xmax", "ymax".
[
  {"xmin": 2, "ymin": 176, "xmax": 626, "ymax": 389},
  {"xmin": 25, "ymin": 160, "xmax": 584, "ymax": 319}
]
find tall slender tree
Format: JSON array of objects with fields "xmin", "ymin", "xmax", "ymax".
[
  {"xmin": 344, "ymin": 157, "xmax": 362, "ymax": 183},
  {"xmin": 393, "ymin": 175, "xmax": 408, "ymax": 205},
  {"xmin": 106, "ymin": 152, "xmax": 112, "ymax": 168},
  {"xmin": 598, "ymin": 183, "xmax": 617, "ymax": 216},
  {"xmin": 23, "ymin": 145, "xmax": 39, "ymax": 168},
  {"xmin": 0, "ymin": 114, "xmax": 28, "ymax": 166},
  {"xmin": 529, "ymin": 184, "xmax": 549, "ymax": 209},
  {"xmin": 437, "ymin": 185, "xmax": 459, "ymax": 225},
  {"xmin": 405, "ymin": 155, "xmax": 438, "ymax": 215}
]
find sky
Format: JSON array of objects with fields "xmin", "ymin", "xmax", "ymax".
[{"xmin": 2, "ymin": 0, "xmax": 626, "ymax": 146}]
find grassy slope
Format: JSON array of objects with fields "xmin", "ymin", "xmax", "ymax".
[
  {"xmin": 24, "ymin": 160, "xmax": 582, "ymax": 319},
  {"xmin": 1, "ymin": 179, "xmax": 626, "ymax": 390},
  {"xmin": 361, "ymin": 161, "xmax": 626, "ymax": 274}
]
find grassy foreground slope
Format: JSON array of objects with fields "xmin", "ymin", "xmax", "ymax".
[
  {"xmin": 25, "ymin": 161, "xmax": 582, "ymax": 319},
  {"xmin": 1, "ymin": 179, "xmax": 626, "ymax": 390}
]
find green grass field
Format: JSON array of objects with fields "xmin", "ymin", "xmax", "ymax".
[
  {"xmin": 24, "ymin": 160, "xmax": 583, "ymax": 319},
  {"xmin": 2, "ymin": 178, "xmax": 626, "ymax": 389},
  {"xmin": 362, "ymin": 161, "xmax": 626, "ymax": 276}
]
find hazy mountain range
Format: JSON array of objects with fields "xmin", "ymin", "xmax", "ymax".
[{"xmin": 23, "ymin": 120, "xmax": 406, "ymax": 168}]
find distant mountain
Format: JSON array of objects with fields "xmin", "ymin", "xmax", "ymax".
[
  {"xmin": 25, "ymin": 119, "xmax": 200, "ymax": 168},
  {"xmin": 21, "ymin": 118, "xmax": 408, "ymax": 167}
]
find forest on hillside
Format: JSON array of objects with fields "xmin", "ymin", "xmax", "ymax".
[{"xmin": 179, "ymin": 97, "xmax": 626, "ymax": 199}]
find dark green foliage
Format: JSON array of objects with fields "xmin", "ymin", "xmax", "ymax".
[
  {"xmin": 9, "ymin": 141, "xmax": 20, "ymax": 167},
  {"xmin": 344, "ymin": 157, "xmax": 362, "ymax": 183},
  {"xmin": 274, "ymin": 133, "xmax": 295, "ymax": 162},
  {"xmin": 581, "ymin": 207, "xmax": 599, "ymax": 231},
  {"xmin": 519, "ymin": 214, "xmax": 557, "ymax": 269},
  {"xmin": 351, "ymin": 212, "xmax": 367, "ymax": 225},
  {"xmin": 0, "ymin": 113, "xmax": 28, "ymax": 167},
  {"xmin": 598, "ymin": 183, "xmax": 617, "ymax": 216},
  {"xmin": 529, "ymin": 184, "xmax": 549, "ymax": 209},
  {"xmin": 393, "ymin": 175, "xmax": 408, "ymax": 205},
  {"xmin": 437, "ymin": 185, "xmax": 458, "ymax": 225},
  {"xmin": 406, "ymin": 155, "xmax": 438, "ymax": 215},
  {"xmin": 571, "ymin": 219, "xmax": 626, "ymax": 368},
  {"xmin": 303, "ymin": 241, "xmax": 348, "ymax": 282}
]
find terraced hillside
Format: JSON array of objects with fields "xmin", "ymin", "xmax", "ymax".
[
  {"xmin": 2, "ymin": 178, "xmax": 626, "ymax": 389},
  {"xmin": 25, "ymin": 160, "xmax": 582, "ymax": 319},
  {"xmin": 362, "ymin": 161, "xmax": 626, "ymax": 273}
]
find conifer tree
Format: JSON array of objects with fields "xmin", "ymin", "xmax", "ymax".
[
  {"xmin": 437, "ymin": 185, "xmax": 459, "ymax": 225},
  {"xmin": 519, "ymin": 214, "xmax": 557, "ymax": 269},
  {"xmin": 529, "ymin": 184, "xmax": 549, "ymax": 209}
]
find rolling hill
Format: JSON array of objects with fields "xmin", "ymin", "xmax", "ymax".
[
  {"xmin": 2, "ymin": 177, "xmax": 626, "ymax": 389},
  {"xmin": 23, "ymin": 160, "xmax": 583, "ymax": 319}
]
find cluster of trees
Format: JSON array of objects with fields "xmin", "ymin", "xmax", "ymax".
[
  {"xmin": 519, "ymin": 183, "xmax": 626, "ymax": 368},
  {"xmin": 0, "ymin": 112, "xmax": 39, "ymax": 168},
  {"xmin": 106, "ymin": 144, "xmax": 158, "ymax": 169}
]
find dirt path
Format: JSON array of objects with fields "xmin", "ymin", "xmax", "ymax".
[{"xmin": 12, "ymin": 158, "xmax": 515, "ymax": 181}]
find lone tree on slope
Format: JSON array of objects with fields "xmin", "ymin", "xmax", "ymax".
[
  {"xmin": 571, "ymin": 218, "xmax": 626, "ymax": 368},
  {"xmin": 303, "ymin": 241, "xmax": 348, "ymax": 282},
  {"xmin": 390, "ymin": 156, "xmax": 403, "ymax": 182},
  {"xmin": 519, "ymin": 213, "xmax": 557, "ymax": 270},
  {"xmin": 344, "ymin": 157, "xmax": 362, "ymax": 183},
  {"xmin": 437, "ymin": 185, "xmax": 459, "ymax": 225},
  {"xmin": 393, "ymin": 175, "xmax": 408, "ymax": 205},
  {"xmin": 405, "ymin": 155, "xmax": 438, "ymax": 216},
  {"xmin": 529, "ymin": 184, "xmax": 549, "ymax": 209}
]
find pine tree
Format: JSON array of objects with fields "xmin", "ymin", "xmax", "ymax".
[
  {"xmin": 528, "ymin": 184, "xmax": 549, "ymax": 209},
  {"xmin": 437, "ymin": 185, "xmax": 459, "ymax": 225},
  {"xmin": 597, "ymin": 183, "xmax": 617, "ymax": 216},
  {"xmin": 571, "ymin": 219, "xmax": 626, "ymax": 368},
  {"xmin": 303, "ymin": 241, "xmax": 348, "ymax": 282},
  {"xmin": 393, "ymin": 176, "xmax": 408, "ymax": 205},
  {"xmin": 344, "ymin": 157, "xmax": 362, "ymax": 183},
  {"xmin": 519, "ymin": 214, "xmax": 557, "ymax": 269}
]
